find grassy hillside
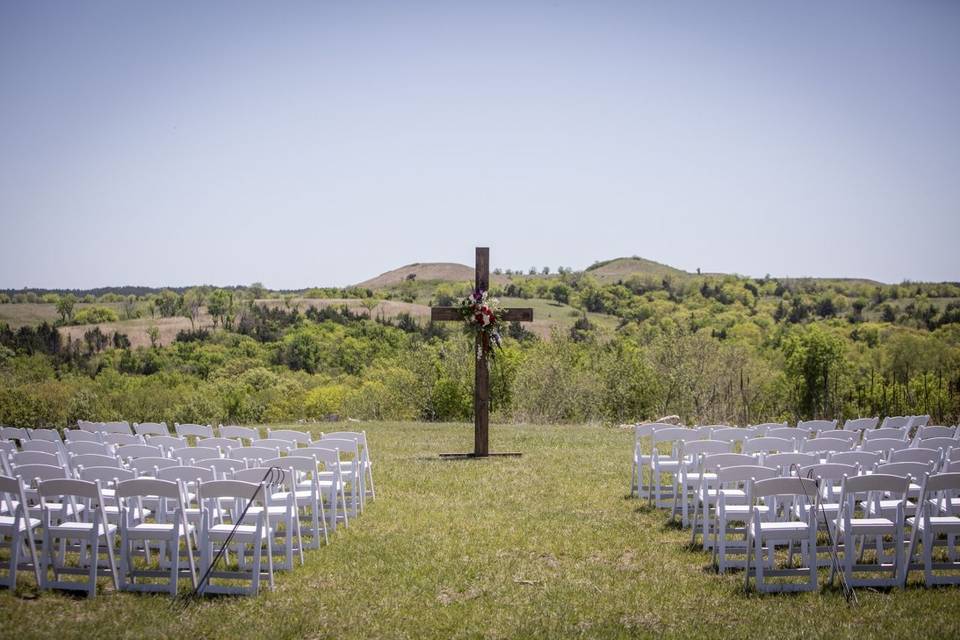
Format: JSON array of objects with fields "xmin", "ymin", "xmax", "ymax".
[
  {"xmin": 355, "ymin": 262, "xmax": 476, "ymax": 288},
  {"xmin": 2, "ymin": 421, "xmax": 956, "ymax": 640},
  {"xmin": 585, "ymin": 256, "xmax": 690, "ymax": 283}
]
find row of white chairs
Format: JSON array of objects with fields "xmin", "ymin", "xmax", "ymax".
[
  {"xmin": 1, "ymin": 423, "xmax": 376, "ymax": 512},
  {"xmin": 630, "ymin": 424, "xmax": 960, "ymax": 591},
  {"xmin": 1, "ymin": 464, "xmax": 330, "ymax": 597},
  {"xmin": 0, "ymin": 425, "xmax": 377, "ymax": 597},
  {"xmin": 630, "ymin": 420, "xmax": 958, "ymax": 502}
]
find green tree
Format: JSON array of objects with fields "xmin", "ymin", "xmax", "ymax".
[
  {"xmin": 207, "ymin": 289, "xmax": 232, "ymax": 328},
  {"xmin": 782, "ymin": 325, "xmax": 845, "ymax": 418},
  {"xmin": 182, "ymin": 288, "xmax": 206, "ymax": 331},
  {"xmin": 56, "ymin": 293, "xmax": 76, "ymax": 324}
]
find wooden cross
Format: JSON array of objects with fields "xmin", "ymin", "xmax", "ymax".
[{"xmin": 431, "ymin": 247, "xmax": 533, "ymax": 458}]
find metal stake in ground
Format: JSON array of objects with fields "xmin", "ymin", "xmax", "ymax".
[{"xmin": 430, "ymin": 247, "xmax": 533, "ymax": 458}]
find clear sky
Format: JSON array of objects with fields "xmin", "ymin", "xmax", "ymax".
[{"xmin": 2, "ymin": 1, "xmax": 958, "ymax": 289}]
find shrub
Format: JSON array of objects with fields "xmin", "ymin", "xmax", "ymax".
[{"xmin": 72, "ymin": 306, "xmax": 118, "ymax": 325}]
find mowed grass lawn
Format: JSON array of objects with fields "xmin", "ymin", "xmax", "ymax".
[{"xmin": 2, "ymin": 422, "xmax": 959, "ymax": 639}]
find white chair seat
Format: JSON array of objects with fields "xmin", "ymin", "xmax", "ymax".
[
  {"xmin": 835, "ymin": 517, "xmax": 895, "ymax": 535},
  {"xmin": 722, "ymin": 504, "xmax": 769, "ymax": 517},
  {"xmin": 0, "ymin": 514, "xmax": 41, "ymax": 532},
  {"xmin": 49, "ymin": 521, "xmax": 116, "ymax": 536},
  {"xmin": 207, "ymin": 522, "xmax": 266, "ymax": 541},
  {"xmin": 272, "ymin": 490, "xmax": 313, "ymax": 502},
  {"xmin": 125, "ymin": 521, "xmax": 194, "ymax": 539},
  {"xmin": 757, "ymin": 521, "xmax": 810, "ymax": 534},
  {"xmin": 907, "ymin": 515, "xmax": 960, "ymax": 532}
]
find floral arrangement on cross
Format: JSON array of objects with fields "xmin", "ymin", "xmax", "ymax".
[{"xmin": 457, "ymin": 289, "xmax": 504, "ymax": 361}]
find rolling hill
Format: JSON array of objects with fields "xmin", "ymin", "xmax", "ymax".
[
  {"xmin": 355, "ymin": 263, "xmax": 475, "ymax": 289},
  {"xmin": 585, "ymin": 256, "xmax": 690, "ymax": 283}
]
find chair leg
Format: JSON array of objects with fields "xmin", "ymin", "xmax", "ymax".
[
  {"xmin": 7, "ymin": 530, "xmax": 21, "ymax": 589},
  {"xmin": 87, "ymin": 538, "xmax": 98, "ymax": 598},
  {"xmin": 170, "ymin": 535, "xmax": 180, "ymax": 596}
]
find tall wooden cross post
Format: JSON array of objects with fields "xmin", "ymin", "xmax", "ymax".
[{"xmin": 431, "ymin": 247, "xmax": 533, "ymax": 458}]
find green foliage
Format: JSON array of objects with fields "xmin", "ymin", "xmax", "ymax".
[
  {"xmin": 72, "ymin": 306, "xmax": 118, "ymax": 325},
  {"xmin": 55, "ymin": 293, "xmax": 76, "ymax": 323}
]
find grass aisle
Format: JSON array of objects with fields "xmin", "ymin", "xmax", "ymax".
[{"xmin": 2, "ymin": 422, "xmax": 958, "ymax": 639}]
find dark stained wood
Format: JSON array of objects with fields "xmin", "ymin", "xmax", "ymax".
[
  {"xmin": 476, "ymin": 247, "xmax": 489, "ymax": 291},
  {"xmin": 431, "ymin": 307, "xmax": 533, "ymax": 322},
  {"xmin": 431, "ymin": 308, "xmax": 462, "ymax": 321},
  {"xmin": 501, "ymin": 308, "xmax": 534, "ymax": 322},
  {"xmin": 429, "ymin": 246, "xmax": 533, "ymax": 459}
]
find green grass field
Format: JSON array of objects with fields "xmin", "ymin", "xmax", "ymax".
[{"xmin": 2, "ymin": 422, "xmax": 958, "ymax": 639}]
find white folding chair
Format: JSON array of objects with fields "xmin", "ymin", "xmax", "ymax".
[
  {"xmin": 202, "ymin": 458, "xmax": 248, "ymax": 479},
  {"xmin": 220, "ymin": 425, "xmax": 261, "ymax": 444},
  {"xmin": 649, "ymin": 428, "xmax": 699, "ymax": 508},
  {"xmin": 197, "ymin": 479, "xmax": 273, "ymax": 596},
  {"xmin": 713, "ymin": 465, "xmax": 778, "ymax": 574},
  {"xmin": 794, "ymin": 462, "xmax": 859, "ymax": 566},
  {"xmin": 65, "ymin": 441, "xmax": 112, "ymax": 457},
  {"xmin": 196, "ymin": 438, "xmax": 238, "ymax": 454},
  {"xmin": 254, "ymin": 439, "xmax": 294, "ymax": 455},
  {"xmin": 229, "ymin": 447, "xmax": 277, "ymax": 466},
  {"xmin": 675, "ymin": 440, "xmax": 732, "ymax": 526},
  {"xmin": 116, "ymin": 478, "xmax": 197, "ymax": 595},
  {"xmin": 762, "ymin": 452, "xmax": 818, "ymax": 476},
  {"xmin": 175, "ymin": 423, "xmax": 214, "ymax": 439},
  {"xmin": 864, "ymin": 428, "xmax": 909, "ymax": 441},
  {"xmin": 1, "ymin": 427, "xmax": 29, "ymax": 442},
  {"xmin": 11, "ymin": 450, "xmax": 61, "ymax": 468},
  {"xmin": 63, "ymin": 430, "xmax": 103, "ymax": 443},
  {"xmin": 748, "ymin": 422, "xmax": 787, "ymax": 436},
  {"xmin": 233, "ymin": 467, "xmax": 304, "ymax": 571},
  {"xmin": 76, "ymin": 420, "xmax": 103, "ymax": 433},
  {"xmin": 745, "ymin": 476, "xmax": 820, "ymax": 592},
  {"xmin": 861, "ymin": 438, "xmax": 911, "ymax": 457},
  {"xmin": 102, "ymin": 434, "xmax": 144, "ymax": 447},
  {"xmin": 797, "ymin": 419, "xmax": 837, "ymax": 434},
  {"xmin": 27, "ymin": 428, "xmax": 64, "ymax": 444},
  {"xmin": 37, "ymin": 478, "xmax": 119, "ymax": 597},
  {"xmin": 689, "ymin": 453, "xmax": 757, "ymax": 548},
  {"xmin": 128, "ymin": 457, "xmax": 179, "ymax": 477},
  {"xmin": 816, "ymin": 430, "xmax": 860, "ymax": 443},
  {"xmin": 0, "ymin": 474, "xmax": 42, "ymax": 589},
  {"xmin": 913, "ymin": 425, "xmax": 956, "ymax": 442},
  {"xmin": 831, "ymin": 473, "xmax": 911, "ymax": 589},
  {"xmin": 880, "ymin": 416, "xmax": 911, "ymax": 430},
  {"xmin": 20, "ymin": 440, "xmax": 63, "ymax": 457},
  {"xmin": 301, "ymin": 446, "xmax": 349, "ymax": 531},
  {"xmin": 264, "ymin": 456, "xmax": 328, "ymax": 549},
  {"xmin": 116, "ymin": 444, "xmax": 164, "ymax": 462},
  {"xmin": 267, "ymin": 429, "xmax": 313, "ymax": 447},
  {"xmin": 322, "ymin": 431, "xmax": 376, "ymax": 502},
  {"xmin": 133, "ymin": 422, "xmax": 169, "ymax": 436},
  {"xmin": 144, "ymin": 435, "xmax": 189, "ymax": 451},
  {"xmin": 77, "ymin": 466, "xmax": 141, "ymax": 525},
  {"xmin": 743, "ymin": 437, "xmax": 794, "ymax": 456},
  {"xmin": 766, "ymin": 428, "xmax": 806, "ymax": 449},
  {"xmin": 99, "ymin": 421, "xmax": 132, "ymax": 435},
  {"xmin": 843, "ymin": 417, "xmax": 879, "ymax": 432},
  {"xmin": 69, "ymin": 453, "xmax": 122, "ymax": 472},
  {"xmin": 630, "ymin": 423, "xmax": 662, "ymax": 498},
  {"xmin": 828, "ymin": 450, "xmax": 881, "ymax": 471},
  {"xmin": 709, "ymin": 428, "xmax": 753, "ymax": 448},
  {"xmin": 903, "ymin": 472, "xmax": 960, "ymax": 586},
  {"xmin": 889, "ymin": 447, "xmax": 942, "ymax": 467},
  {"xmin": 175, "ymin": 447, "xmax": 222, "ymax": 466},
  {"xmin": 801, "ymin": 439, "xmax": 854, "ymax": 456}
]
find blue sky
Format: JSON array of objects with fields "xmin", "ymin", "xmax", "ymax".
[{"xmin": 2, "ymin": 1, "xmax": 958, "ymax": 289}]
